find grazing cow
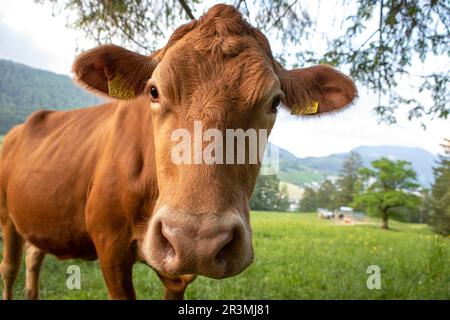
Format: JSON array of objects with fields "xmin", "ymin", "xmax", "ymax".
[{"xmin": 0, "ymin": 4, "xmax": 356, "ymax": 299}]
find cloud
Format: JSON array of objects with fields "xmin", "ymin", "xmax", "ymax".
[
  {"xmin": 0, "ymin": 21, "xmax": 68, "ymax": 74},
  {"xmin": 0, "ymin": 0, "xmax": 96, "ymax": 75},
  {"xmin": 269, "ymin": 93, "xmax": 448, "ymax": 157}
]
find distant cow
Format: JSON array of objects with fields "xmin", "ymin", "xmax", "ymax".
[{"xmin": 0, "ymin": 4, "xmax": 356, "ymax": 299}]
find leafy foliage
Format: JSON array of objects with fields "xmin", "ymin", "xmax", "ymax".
[
  {"xmin": 0, "ymin": 59, "xmax": 102, "ymax": 134},
  {"xmin": 36, "ymin": 0, "xmax": 450, "ymax": 123},
  {"xmin": 316, "ymin": 180, "xmax": 338, "ymax": 210},
  {"xmin": 352, "ymin": 157, "xmax": 421, "ymax": 229},
  {"xmin": 250, "ymin": 174, "xmax": 290, "ymax": 211},
  {"xmin": 299, "ymin": 186, "xmax": 317, "ymax": 212},
  {"xmin": 335, "ymin": 151, "xmax": 363, "ymax": 207},
  {"xmin": 428, "ymin": 139, "xmax": 450, "ymax": 236},
  {"xmin": 299, "ymin": 180, "xmax": 338, "ymax": 212},
  {"xmin": 322, "ymin": 0, "xmax": 449, "ymax": 124}
]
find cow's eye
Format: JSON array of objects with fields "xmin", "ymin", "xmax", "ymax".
[
  {"xmin": 271, "ymin": 96, "xmax": 281, "ymax": 113},
  {"xmin": 150, "ymin": 86, "xmax": 159, "ymax": 101}
]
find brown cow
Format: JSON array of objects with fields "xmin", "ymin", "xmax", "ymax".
[{"xmin": 0, "ymin": 4, "xmax": 356, "ymax": 300}]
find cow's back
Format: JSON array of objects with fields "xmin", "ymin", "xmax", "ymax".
[{"xmin": 0, "ymin": 102, "xmax": 122, "ymax": 259}]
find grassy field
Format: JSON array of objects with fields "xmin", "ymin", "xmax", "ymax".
[{"xmin": 1, "ymin": 212, "xmax": 449, "ymax": 300}]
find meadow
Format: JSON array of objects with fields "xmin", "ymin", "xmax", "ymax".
[{"xmin": 0, "ymin": 212, "xmax": 449, "ymax": 300}]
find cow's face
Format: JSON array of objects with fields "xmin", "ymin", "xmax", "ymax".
[{"xmin": 73, "ymin": 4, "xmax": 356, "ymax": 279}]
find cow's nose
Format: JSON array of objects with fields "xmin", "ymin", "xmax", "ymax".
[{"xmin": 143, "ymin": 209, "xmax": 253, "ymax": 279}]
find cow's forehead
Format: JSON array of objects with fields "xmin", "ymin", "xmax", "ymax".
[
  {"xmin": 149, "ymin": 5, "xmax": 280, "ymax": 109},
  {"xmin": 154, "ymin": 35, "xmax": 278, "ymax": 107}
]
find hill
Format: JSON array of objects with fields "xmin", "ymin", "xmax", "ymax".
[
  {"xmin": 0, "ymin": 59, "xmax": 102, "ymax": 134},
  {"xmin": 275, "ymin": 144, "xmax": 437, "ymax": 187},
  {"xmin": 276, "ymin": 146, "xmax": 327, "ymax": 186}
]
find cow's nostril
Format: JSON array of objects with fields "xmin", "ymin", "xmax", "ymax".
[
  {"xmin": 215, "ymin": 229, "xmax": 238, "ymax": 265},
  {"xmin": 159, "ymin": 223, "xmax": 176, "ymax": 257}
]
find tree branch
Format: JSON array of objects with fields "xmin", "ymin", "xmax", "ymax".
[
  {"xmin": 267, "ymin": 0, "xmax": 299, "ymax": 32},
  {"xmin": 357, "ymin": 29, "xmax": 380, "ymax": 51},
  {"xmin": 377, "ymin": 0, "xmax": 384, "ymax": 105},
  {"xmin": 178, "ymin": 0, "xmax": 195, "ymax": 20}
]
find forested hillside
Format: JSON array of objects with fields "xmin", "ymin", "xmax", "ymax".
[{"xmin": 0, "ymin": 59, "xmax": 102, "ymax": 134}]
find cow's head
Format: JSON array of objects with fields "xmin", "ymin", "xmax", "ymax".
[{"xmin": 72, "ymin": 4, "xmax": 356, "ymax": 279}]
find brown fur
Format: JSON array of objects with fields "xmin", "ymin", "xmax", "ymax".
[{"xmin": 0, "ymin": 4, "xmax": 356, "ymax": 300}]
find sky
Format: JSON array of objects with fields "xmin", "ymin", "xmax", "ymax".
[{"xmin": 0, "ymin": 0, "xmax": 448, "ymax": 157}]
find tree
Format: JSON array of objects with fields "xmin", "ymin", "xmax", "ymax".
[
  {"xmin": 250, "ymin": 174, "xmax": 290, "ymax": 211},
  {"xmin": 321, "ymin": 0, "xmax": 449, "ymax": 125},
  {"xmin": 299, "ymin": 180, "xmax": 338, "ymax": 212},
  {"xmin": 278, "ymin": 183, "xmax": 290, "ymax": 212},
  {"xmin": 352, "ymin": 157, "xmax": 420, "ymax": 229},
  {"xmin": 299, "ymin": 187, "xmax": 317, "ymax": 212},
  {"xmin": 336, "ymin": 151, "xmax": 363, "ymax": 207},
  {"xmin": 316, "ymin": 180, "xmax": 338, "ymax": 210},
  {"xmin": 37, "ymin": 0, "xmax": 449, "ymax": 124},
  {"xmin": 416, "ymin": 189, "xmax": 431, "ymax": 223},
  {"xmin": 428, "ymin": 139, "xmax": 450, "ymax": 236}
]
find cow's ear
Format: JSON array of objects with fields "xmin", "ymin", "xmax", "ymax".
[
  {"xmin": 72, "ymin": 44, "xmax": 157, "ymax": 99},
  {"xmin": 278, "ymin": 65, "xmax": 357, "ymax": 116}
]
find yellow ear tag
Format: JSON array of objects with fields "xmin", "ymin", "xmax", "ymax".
[
  {"xmin": 291, "ymin": 101, "xmax": 319, "ymax": 115},
  {"xmin": 108, "ymin": 73, "xmax": 136, "ymax": 99}
]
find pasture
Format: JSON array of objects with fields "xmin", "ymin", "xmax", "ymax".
[{"xmin": 0, "ymin": 212, "xmax": 449, "ymax": 300}]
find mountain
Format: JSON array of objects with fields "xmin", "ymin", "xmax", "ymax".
[
  {"xmin": 0, "ymin": 59, "xmax": 102, "ymax": 134},
  {"xmin": 275, "ymin": 146, "xmax": 327, "ymax": 186},
  {"xmin": 275, "ymin": 144, "xmax": 437, "ymax": 187},
  {"xmin": 353, "ymin": 145, "xmax": 437, "ymax": 185}
]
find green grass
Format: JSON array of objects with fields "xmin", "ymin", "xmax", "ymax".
[{"xmin": 1, "ymin": 212, "xmax": 449, "ymax": 299}]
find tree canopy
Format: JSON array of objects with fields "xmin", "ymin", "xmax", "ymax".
[
  {"xmin": 336, "ymin": 151, "xmax": 363, "ymax": 207},
  {"xmin": 299, "ymin": 186, "xmax": 318, "ymax": 212},
  {"xmin": 428, "ymin": 139, "xmax": 450, "ymax": 236},
  {"xmin": 299, "ymin": 180, "xmax": 338, "ymax": 212},
  {"xmin": 37, "ymin": 0, "xmax": 449, "ymax": 124},
  {"xmin": 250, "ymin": 175, "xmax": 290, "ymax": 211},
  {"xmin": 352, "ymin": 157, "xmax": 421, "ymax": 229}
]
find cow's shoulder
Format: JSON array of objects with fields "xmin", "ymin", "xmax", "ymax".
[
  {"xmin": 0, "ymin": 124, "xmax": 22, "ymax": 175},
  {"xmin": 1, "ymin": 123, "xmax": 24, "ymax": 153},
  {"xmin": 24, "ymin": 104, "xmax": 113, "ymax": 131},
  {"xmin": 26, "ymin": 109, "xmax": 54, "ymax": 126}
]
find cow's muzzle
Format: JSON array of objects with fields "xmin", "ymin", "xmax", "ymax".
[{"xmin": 143, "ymin": 207, "xmax": 253, "ymax": 279}]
